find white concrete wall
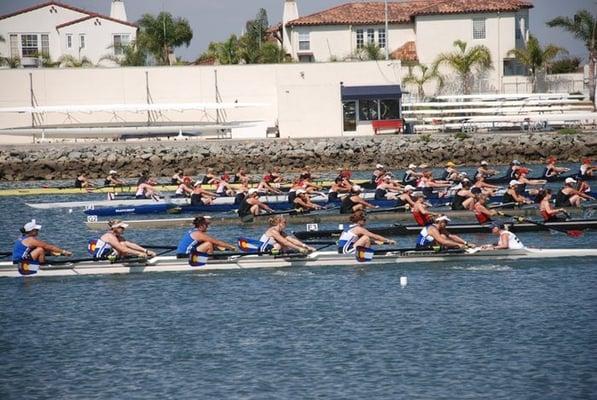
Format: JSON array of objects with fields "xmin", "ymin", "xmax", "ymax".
[{"xmin": 0, "ymin": 61, "xmax": 404, "ymax": 140}]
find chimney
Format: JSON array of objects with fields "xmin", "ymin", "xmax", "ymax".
[
  {"xmin": 282, "ymin": 0, "xmax": 299, "ymax": 57},
  {"xmin": 110, "ymin": 0, "xmax": 127, "ymax": 21}
]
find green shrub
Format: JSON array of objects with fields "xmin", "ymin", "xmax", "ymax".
[
  {"xmin": 418, "ymin": 133, "xmax": 431, "ymax": 143},
  {"xmin": 558, "ymin": 128, "xmax": 580, "ymax": 135},
  {"xmin": 454, "ymin": 132, "xmax": 471, "ymax": 140}
]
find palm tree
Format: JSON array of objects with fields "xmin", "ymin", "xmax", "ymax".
[
  {"xmin": 206, "ymin": 35, "xmax": 241, "ymax": 65},
  {"xmin": 434, "ymin": 40, "xmax": 493, "ymax": 94},
  {"xmin": 355, "ymin": 43, "xmax": 383, "ymax": 61},
  {"xmin": 239, "ymin": 8, "xmax": 269, "ymax": 64},
  {"xmin": 547, "ymin": 10, "xmax": 596, "ymax": 106},
  {"xmin": 506, "ymin": 35, "xmax": 564, "ymax": 92},
  {"xmin": 259, "ymin": 42, "xmax": 288, "ymax": 64},
  {"xmin": 402, "ymin": 63, "xmax": 444, "ymax": 100},
  {"xmin": 100, "ymin": 41, "xmax": 147, "ymax": 66},
  {"xmin": 137, "ymin": 12, "xmax": 193, "ymax": 65},
  {"xmin": 57, "ymin": 54, "xmax": 93, "ymax": 68}
]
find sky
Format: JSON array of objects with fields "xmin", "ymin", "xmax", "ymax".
[{"xmin": 0, "ymin": 0, "xmax": 594, "ymax": 61}]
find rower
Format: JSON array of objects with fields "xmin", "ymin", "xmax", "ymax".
[
  {"xmin": 171, "ymin": 168, "xmax": 184, "ymax": 185},
  {"xmin": 201, "ymin": 168, "xmax": 217, "ymax": 185},
  {"xmin": 441, "ymin": 161, "xmax": 462, "ymax": 182},
  {"xmin": 542, "ymin": 156, "xmax": 569, "ymax": 179},
  {"xmin": 137, "ymin": 170, "xmax": 150, "ymax": 185},
  {"xmin": 233, "ymin": 167, "xmax": 250, "ymax": 185},
  {"xmin": 484, "ymin": 223, "xmax": 525, "ymax": 250},
  {"xmin": 328, "ymin": 177, "xmax": 351, "ymax": 202},
  {"xmin": 470, "ymin": 194, "xmax": 498, "ymax": 225},
  {"xmin": 555, "ymin": 177, "xmax": 595, "ymax": 208},
  {"xmin": 259, "ymin": 216, "xmax": 316, "ymax": 254},
  {"xmin": 371, "ymin": 164, "xmax": 386, "ymax": 185},
  {"xmin": 293, "ymin": 189, "xmax": 323, "ymax": 212},
  {"xmin": 269, "ymin": 166, "xmax": 284, "ymax": 183},
  {"xmin": 502, "ymin": 180, "xmax": 532, "ymax": 207},
  {"xmin": 337, "ymin": 211, "xmax": 396, "ymax": 254},
  {"xmin": 214, "ymin": 174, "xmax": 235, "ymax": 197},
  {"xmin": 537, "ymin": 189, "xmax": 567, "ymax": 222},
  {"xmin": 176, "ymin": 216, "xmax": 236, "ymax": 257},
  {"xmin": 515, "ymin": 167, "xmax": 545, "ymax": 196},
  {"xmin": 238, "ymin": 188, "xmax": 274, "ymax": 218},
  {"xmin": 105, "ymin": 170, "xmax": 125, "ymax": 187},
  {"xmin": 135, "ymin": 177, "xmax": 159, "ymax": 200},
  {"xmin": 256, "ymin": 176, "xmax": 283, "ymax": 195},
  {"xmin": 336, "ymin": 167, "xmax": 353, "ymax": 183},
  {"xmin": 375, "ymin": 174, "xmax": 402, "ymax": 200},
  {"xmin": 416, "ymin": 215, "xmax": 470, "ymax": 250},
  {"xmin": 174, "ymin": 176, "xmax": 194, "ymax": 198},
  {"xmin": 91, "ymin": 220, "xmax": 156, "ymax": 259},
  {"xmin": 340, "ymin": 185, "xmax": 377, "ymax": 214},
  {"xmin": 411, "ymin": 193, "xmax": 434, "ymax": 226},
  {"xmin": 402, "ymin": 164, "xmax": 421, "ymax": 186},
  {"xmin": 472, "ymin": 174, "xmax": 499, "ymax": 196},
  {"xmin": 417, "ymin": 171, "xmax": 450, "ymax": 198},
  {"xmin": 75, "ymin": 173, "xmax": 94, "ymax": 188},
  {"xmin": 396, "ymin": 185, "xmax": 417, "ymax": 209},
  {"xmin": 12, "ymin": 220, "xmax": 72, "ymax": 266},
  {"xmin": 190, "ymin": 183, "xmax": 218, "ymax": 206},
  {"xmin": 451, "ymin": 179, "xmax": 474, "ymax": 210},
  {"xmin": 578, "ymin": 158, "xmax": 595, "ymax": 179},
  {"xmin": 473, "ymin": 160, "xmax": 497, "ymax": 181}
]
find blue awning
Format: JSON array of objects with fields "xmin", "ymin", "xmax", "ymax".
[{"xmin": 341, "ymin": 85, "xmax": 402, "ymax": 101}]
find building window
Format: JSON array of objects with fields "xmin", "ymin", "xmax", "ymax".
[
  {"xmin": 503, "ymin": 59, "xmax": 527, "ymax": 76},
  {"xmin": 41, "ymin": 34, "xmax": 49, "ymax": 55},
  {"xmin": 515, "ymin": 17, "xmax": 522, "ymax": 40},
  {"xmin": 113, "ymin": 34, "xmax": 130, "ymax": 55},
  {"xmin": 67, "ymin": 34, "xmax": 72, "ymax": 48},
  {"xmin": 380, "ymin": 99, "xmax": 400, "ymax": 120},
  {"xmin": 298, "ymin": 54, "xmax": 313, "ymax": 63},
  {"xmin": 367, "ymin": 28, "xmax": 375, "ymax": 45},
  {"xmin": 356, "ymin": 29, "xmax": 364, "ymax": 49},
  {"xmin": 378, "ymin": 29, "xmax": 386, "ymax": 49},
  {"xmin": 473, "ymin": 18, "xmax": 486, "ymax": 39},
  {"xmin": 21, "ymin": 34, "xmax": 38, "ymax": 57},
  {"xmin": 79, "ymin": 34, "xmax": 86, "ymax": 49},
  {"xmin": 9, "ymin": 34, "xmax": 19, "ymax": 57},
  {"xmin": 298, "ymin": 32, "xmax": 310, "ymax": 51},
  {"xmin": 359, "ymin": 99, "xmax": 379, "ymax": 121},
  {"xmin": 343, "ymin": 101, "xmax": 357, "ymax": 131}
]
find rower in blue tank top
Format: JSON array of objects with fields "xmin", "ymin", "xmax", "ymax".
[
  {"xmin": 337, "ymin": 211, "xmax": 396, "ymax": 254},
  {"xmin": 176, "ymin": 216, "xmax": 236, "ymax": 257},
  {"xmin": 258, "ymin": 216, "xmax": 315, "ymax": 254},
  {"xmin": 415, "ymin": 215, "xmax": 471, "ymax": 250},
  {"xmin": 12, "ymin": 220, "xmax": 72, "ymax": 264}
]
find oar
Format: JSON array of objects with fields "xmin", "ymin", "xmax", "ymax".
[
  {"xmin": 0, "ymin": 251, "xmax": 12, "ymax": 259},
  {"xmin": 500, "ymin": 212, "xmax": 583, "ymax": 238},
  {"xmin": 367, "ymin": 205, "xmax": 409, "ymax": 214},
  {"xmin": 140, "ymin": 245, "xmax": 177, "ymax": 250}
]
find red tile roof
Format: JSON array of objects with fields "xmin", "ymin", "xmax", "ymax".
[
  {"xmin": 0, "ymin": 1, "xmax": 136, "ymax": 27},
  {"xmin": 390, "ymin": 41, "xmax": 418, "ymax": 61},
  {"xmin": 287, "ymin": 0, "xmax": 532, "ymax": 27}
]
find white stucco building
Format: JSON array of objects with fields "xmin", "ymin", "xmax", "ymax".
[
  {"xmin": 280, "ymin": 0, "xmax": 532, "ymax": 92},
  {"xmin": 0, "ymin": 0, "xmax": 137, "ymax": 67}
]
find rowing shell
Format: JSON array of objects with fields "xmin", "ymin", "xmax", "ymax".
[{"xmin": 1, "ymin": 248, "xmax": 596, "ymax": 278}]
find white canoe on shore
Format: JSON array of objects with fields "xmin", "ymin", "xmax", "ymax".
[{"xmin": 1, "ymin": 248, "xmax": 596, "ymax": 278}]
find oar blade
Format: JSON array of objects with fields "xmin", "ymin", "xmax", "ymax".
[{"xmin": 566, "ymin": 230, "xmax": 584, "ymax": 238}]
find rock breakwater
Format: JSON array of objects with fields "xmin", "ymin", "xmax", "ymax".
[{"xmin": 0, "ymin": 133, "xmax": 595, "ymax": 181}]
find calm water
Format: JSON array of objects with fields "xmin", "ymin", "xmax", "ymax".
[{"xmin": 1, "ymin": 169, "xmax": 596, "ymax": 399}]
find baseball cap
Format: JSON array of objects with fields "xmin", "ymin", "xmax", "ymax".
[
  {"xmin": 23, "ymin": 219, "xmax": 42, "ymax": 232},
  {"xmin": 352, "ymin": 185, "xmax": 362, "ymax": 192},
  {"xmin": 193, "ymin": 215, "xmax": 212, "ymax": 226},
  {"xmin": 509, "ymin": 180, "xmax": 520, "ymax": 186},
  {"xmin": 512, "ymin": 160, "xmax": 521, "ymax": 165},
  {"xmin": 446, "ymin": 161, "xmax": 456, "ymax": 167},
  {"xmin": 110, "ymin": 221, "xmax": 129, "ymax": 229},
  {"xmin": 404, "ymin": 185, "xmax": 416, "ymax": 191},
  {"xmin": 109, "ymin": 170, "xmax": 118, "ymax": 175},
  {"xmin": 435, "ymin": 215, "xmax": 451, "ymax": 223},
  {"xmin": 480, "ymin": 161, "xmax": 488, "ymax": 165},
  {"xmin": 296, "ymin": 189, "xmax": 307, "ymax": 195},
  {"xmin": 408, "ymin": 164, "xmax": 417, "ymax": 169},
  {"xmin": 375, "ymin": 164, "xmax": 384, "ymax": 169},
  {"xmin": 248, "ymin": 188, "xmax": 259, "ymax": 195},
  {"xmin": 565, "ymin": 177, "xmax": 577, "ymax": 184}
]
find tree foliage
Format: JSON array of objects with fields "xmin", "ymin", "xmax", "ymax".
[
  {"xmin": 57, "ymin": 54, "xmax": 93, "ymax": 68},
  {"xmin": 507, "ymin": 35, "xmax": 564, "ymax": 92},
  {"xmin": 137, "ymin": 12, "xmax": 193, "ymax": 65},
  {"xmin": 402, "ymin": 63, "xmax": 444, "ymax": 99},
  {"xmin": 550, "ymin": 57, "xmax": 582, "ymax": 74},
  {"xmin": 434, "ymin": 40, "xmax": 493, "ymax": 94},
  {"xmin": 100, "ymin": 41, "xmax": 147, "ymax": 66}
]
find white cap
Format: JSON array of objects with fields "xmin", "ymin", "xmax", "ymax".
[
  {"xmin": 111, "ymin": 221, "xmax": 129, "ymax": 229},
  {"xmin": 461, "ymin": 172, "xmax": 468, "ymax": 176},
  {"xmin": 509, "ymin": 180, "xmax": 520, "ymax": 186},
  {"xmin": 435, "ymin": 215, "xmax": 451, "ymax": 223},
  {"xmin": 109, "ymin": 170, "xmax": 118, "ymax": 175},
  {"xmin": 296, "ymin": 189, "xmax": 307, "ymax": 195},
  {"xmin": 512, "ymin": 160, "xmax": 521, "ymax": 165},
  {"xmin": 565, "ymin": 177, "xmax": 577, "ymax": 184},
  {"xmin": 404, "ymin": 185, "xmax": 415, "ymax": 191},
  {"xmin": 23, "ymin": 219, "xmax": 42, "ymax": 232},
  {"xmin": 248, "ymin": 188, "xmax": 259, "ymax": 195},
  {"xmin": 352, "ymin": 185, "xmax": 362, "ymax": 192},
  {"xmin": 480, "ymin": 160, "xmax": 488, "ymax": 165},
  {"xmin": 193, "ymin": 181, "xmax": 202, "ymax": 187},
  {"xmin": 376, "ymin": 164, "xmax": 384, "ymax": 169},
  {"xmin": 408, "ymin": 164, "xmax": 417, "ymax": 169},
  {"xmin": 419, "ymin": 164, "xmax": 429, "ymax": 169}
]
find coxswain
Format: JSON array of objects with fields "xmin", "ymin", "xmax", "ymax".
[
  {"xmin": 91, "ymin": 220, "xmax": 156, "ymax": 259},
  {"xmin": 293, "ymin": 189, "xmax": 323, "ymax": 212},
  {"xmin": 554, "ymin": 177, "xmax": 595, "ymax": 207},
  {"xmin": 411, "ymin": 193, "xmax": 434, "ymax": 226},
  {"xmin": 174, "ymin": 176, "xmax": 194, "ymax": 198},
  {"xmin": 201, "ymin": 168, "xmax": 218, "ymax": 185},
  {"xmin": 374, "ymin": 174, "xmax": 403, "ymax": 200},
  {"xmin": 416, "ymin": 215, "xmax": 470, "ymax": 250},
  {"xmin": 473, "ymin": 160, "xmax": 497, "ymax": 181},
  {"xmin": 105, "ymin": 170, "xmax": 125, "ymax": 187},
  {"xmin": 537, "ymin": 189, "xmax": 567, "ymax": 222},
  {"xmin": 337, "ymin": 211, "xmax": 396, "ymax": 254},
  {"xmin": 233, "ymin": 167, "xmax": 250, "ymax": 185},
  {"xmin": 451, "ymin": 179, "xmax": 474, "ymax": 210},
  {"xmin": 340, "ymin": 185, "xmax": 377, "ymax": 214},
  {"xmin": 259, "ymin": 216, "xmax": 316, "ymax": 254},
  {"xmin": 12, "ymin": 220, "xmax": 72, "ymax": 266},
  {"xmin": 578, "ymin": 158, "xmax": 595, "ymax": 179},
  {"xmin": 470, "ymin": 194, "xmax": 498, "ymax": 225},
  {"xmin": 171, "ymin": 168, "xmax": 184, "ymax": 185},
  {"xmin": 402, "ymin": 164, "xmax": 422, "ymax": 186},
  {"xmin": 501, "ymin": 180, "xmax": 532, "ymax": 206},
  {"xmin": 190, "ymin": 183, "xmax": 218, "ymax": 206},
  {"xmin": 135, "ymin": 177, "xmax": 159, "ymax": 200},
  {"xmin": 396, "ymin": 185, "xmax": 417, "ymax": 209},
  {"xmin": 483, "ymin": 223, "xmax": 525, "ymax": 250},
  {"xmin": 176, "ymin": 216, "xmax": 236, "ymax": 257},
  {"xmin": 75, "ymin": 173, "xmax": 94, "ymax": 188},
  {"xmin": 542, "ymin": 157, "xmax": 569, "ymax": 179},
  {"xmin": 328, "ymin": 177, "xmax": 352, "ymax": 202},
  {"xmin": 238, "ymin": 188, "xmax": 274, "ymax": 218}
]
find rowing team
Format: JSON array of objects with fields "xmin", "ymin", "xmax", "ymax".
[{"xmin": 11, "ymin": 212, "xmax": 523, "ymax": 272}]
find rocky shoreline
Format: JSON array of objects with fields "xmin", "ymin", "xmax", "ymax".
[{"xmin": 0, "ymin": 133, "xmax": 595, "ymax": 181}]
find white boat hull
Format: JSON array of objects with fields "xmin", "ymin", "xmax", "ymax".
[{"xmin": 1, "ymin": 248, "xmax": 596, "ymax": 278}]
